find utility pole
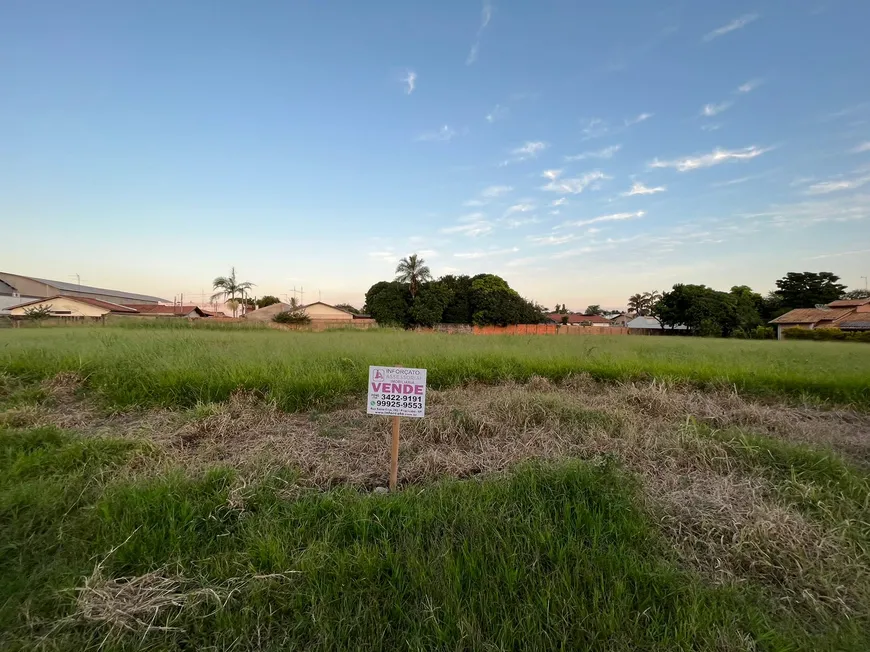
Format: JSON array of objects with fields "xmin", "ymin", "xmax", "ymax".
[{"xmin": 862, "ymin": 276, "xmax": 868, "ymax": 290}]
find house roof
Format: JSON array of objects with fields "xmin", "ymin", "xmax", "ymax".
[
  {"xmin": 298, "ymin": 301, "xmax": 353, "ymax": 314},
  {"xmin": 7, "ymin": 295, "xmax": 138, "ymax": 313},
  {"xmin": 769, "ymin": 308, "xmax": 852, "ymax": 325},
  {"xmin": 626, "ymin": 316, "xmax": 688, "ymax": 330},
  {"xmin": 838, "ymin": 316, "xmax": 870, "ymax": 330},
  {"xmin": 827, "ymin": 298, "xmax": 870, "ymax": 308},
  {"xmin": 0, "ymin": 278, "xmax": 18, "ymax": 295},
  {"xmin": 547, "ymin": 313, "xmax": 611, "ymax": 324},
  {"xmin": 0, "ymin": 273, "xmax": 168, "ymax": 303},
  {"xmin": 122, "ymin": 304, "xmax": 208, "ymax": 316}
]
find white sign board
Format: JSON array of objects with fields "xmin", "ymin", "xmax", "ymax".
[{"xmin": 367, "ymin": 366, "xmax": 427, "ymax": 418}]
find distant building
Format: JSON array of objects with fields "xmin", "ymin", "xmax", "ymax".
[
  {"xmin": 6, "ymin": 296, "xmax": 138, "ymax": 320},
  {"xmin": 0, "ymin": 272, "xmax": 167, "ymax": 306},
  {"xmin": 546, "ymin": 313, "xmax": 611, "ymax": 326},
  {"xmin": 609, "ymin": 313, "xmax": 632, "ymax": 327},
  {"xmin": 121, "ymin": 304, "xmax": 210, "ymax": 318},
  {"xmin": 769, "ymin": 298, "xmax": 870, "ymax": 339},
  {"xmin": 246, "ymin": 301, "xmax": 356, "ymax": 323},
  {"xmin": 626, "ymin": 315, "xmax": 688, "ymax": 333}
]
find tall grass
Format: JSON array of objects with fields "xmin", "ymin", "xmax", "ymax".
[
  {"xmin": 2, "ymin": 327, "xmax": 869, "ymax": 409},
  {"xmin": 3, "ymin": 426, "xmax": 845, "ymax": 651}
]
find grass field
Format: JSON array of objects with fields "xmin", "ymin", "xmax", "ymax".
[
  {"xmin": 1, "ymin": 325, "xmax": 869, "ymax": 650},
  {"xmin": 1, "ymin": 326, "xmax": 869, "ymax": 409}
]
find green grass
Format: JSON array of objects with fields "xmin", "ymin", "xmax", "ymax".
[
  {"xmin": 1, "ymin": 326, "xmax": 869, "ymax": 410},
  {"xmin": 5, "ymin": 426, "xmax": 861, "ymax": 651}
]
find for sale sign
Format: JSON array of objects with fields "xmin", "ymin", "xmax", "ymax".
[{"xmin": 367, "ymin": 366, "xmax": 427, "ymax": 418}]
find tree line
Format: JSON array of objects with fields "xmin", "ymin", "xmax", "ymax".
[
  {"xmin": 364, "ymin": 255, "xmax": 547, "ymax": 328},
  {"xmin": 639, "ymin": 272, "xmax": 867, "ymax": 338}
]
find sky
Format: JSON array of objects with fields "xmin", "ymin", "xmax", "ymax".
[{"xmin": 2, "ymin": 0, "xmax": 869, "ymax": 309}]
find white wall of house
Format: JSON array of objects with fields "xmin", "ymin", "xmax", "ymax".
[{"xmin": 7, "ymin": 297, "xmax": 109, "ymax": 318}]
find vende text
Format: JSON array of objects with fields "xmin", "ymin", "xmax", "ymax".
[{"xmin": 371, "ymin": 383, "xmax": 424, "ymax": 395}]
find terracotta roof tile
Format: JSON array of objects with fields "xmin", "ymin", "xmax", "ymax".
[
  {"xmin": 769, "ymin": 308, "xmax": 853, "ymax": 324},
  {"xmin": 827, "ymin": 298, "xmax": 870, "ymax": 308},
  {"xmin": 547, "ymin": 313, "xmax": 611, "ymax": 324}
]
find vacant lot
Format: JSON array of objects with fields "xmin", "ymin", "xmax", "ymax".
[
  {"xmin": 1, "ymin": 326, "xmax": 869, "ymax": 651},
  {"xmin": 2, "ymin": 326, "xmax": 869, "ymax": 408}
]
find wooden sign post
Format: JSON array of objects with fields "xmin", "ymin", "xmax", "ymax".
[
  {"xmin": 390, "ymin": 414, "xmax": 401, "ymax": 492},
  {"xmin": 367, "ymin": 365, "xmax": 428, "ymax": 491}
]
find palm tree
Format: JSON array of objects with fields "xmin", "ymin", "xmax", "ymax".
[
  {"xmin": 642, "ymin": 290, "xmax": 662, "ymax": 315},
  {"xmin": 627, "ymin": 293, "xmax": 644, "ymax": 315},
  {"xmin": 211, "ymin": 267, "xmax": 254, "ymax": 317},
  {"xmin": 394, "ymin": 253, "xmax": 432, "ymax": 298}
]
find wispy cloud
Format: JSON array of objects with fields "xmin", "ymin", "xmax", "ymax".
[
  {"xmin": 481, "ymin": 185, "xmax": 513, "ymax": 198},
  {"xmin": 505, "ymin": 216, "xmax": 541, "ymax": 228},
  {"xmin": 441, "ymin": 221, "xmax": 493, "ymax": 237},
  {"xmin": 441, "ymin": 212, "xmax": 493, "ymax": 236},
  {"xmin": 581, "ymin": 118, "xmax": 610, "ymax": 139},
  {"xmin": 542, "ymin": 171, "xmax": 610, "ymax": 194},
  {"xmin": 466, "ymin": 0, "xmax": 493, "ymax": 65},
  {"xmin": 504, "ymin": 202, "xmax": 535, "ymax": 215},
  {"xmin": 808, "ymin": 247, "xmax": 870, "ymax": 260},
  {"xmin": 550, "ymin": 197, "xmax": 567, "ymax": 207},
  {"xmin": 703, "ymin": 13, "xmax": 759, "ymax": 42},
  {"xmin": 400, "ymin": 70, "xmax": 417, "ymax": 95},
  {"xmin": 541, "ymin": 169, "xmax": 562, "ymax": 180},
  {"xmin": 701, "ymin": 101, "xmax": 733, "ymax": 117},
  {"xmin": 454, "ymin": 246, "xmax": 519, "ymax": 259},
  {"xmin": 501, "ymin": 140, "xmax": 548, "ymax": 165},
  {"xmin": 625, "ymin": 112, "xmax": 653, "ymax": 126},
  {"xmin": 852, "ymin": 142, "xmax": 870, "ymax": 154},
  {"xmin": 368, "ymin": 250, "xmax": 396, "ymax": 263},
  {"xmin": 564, "ymin": 145, "xmax": 621, "ymax": 162},
  {"xmin": 701, "ymin": 123, "xmax": 723, "ymax": 132},
  {"xmin": 737, "ymin": 79, "xmax": 763, "ymax": 93},
  {"xmin": 623, "ymin": 182, "xmax": 666, "ymax": 196},
  {"xmin": 804, "ymin": 172, "xmax": 870, "ymax": 195},
  {"xmin": 650, "ymin": 145, "xmax": 772, "ymax": 172},
  {"xmin": 463, "ymin": 185, "xmax": 513, "ymax": 207},
  {"xmin": 416, "ymin": 125, "xmax": 456, "ymax": 142},
  {"xmin": 563, "ymin": 211, "xmax": 645, "ymax": 228},
  {"xmin": 581, "ymin": 114, "xmax": 650, "ymax": 140},
  {"xmin": 485, "ymin": 104, "xmax": 508, "ymax": 123},
  {"xmin": 739, "ymin": 193, "xmax": 870, "ymax": 228},
  {"xmin": 528, "ymin": 233, "xmax": 577, "ymax": 246}
]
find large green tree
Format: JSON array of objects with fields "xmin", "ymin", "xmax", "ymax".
[
  {"xmin": 439, "ymin": 275, "xmax": 474, "ymax": 324},
  {"xmin": 585, "ymin": 304, "xmax": 603, "ymax": 316},
  {"xmin": 410, "ymin": 282, "xmax": 454, "ymax": 327},
  {"xmin": 773, "ymin": 272, "xmax": 847, "ymax": 310},
  {"xmin": 256, "ymin": 295, "xmax": 281, "ymax": 309},
  {"xmin": 842, "ymin": 288, "xmax": 870, "ymax": 300},
  {"xmin": 653, "ymin": 284, "xmax": 738, "ymax": 337},
  {"xmin": 363, "ymin": 282, "xmax": 412, "ymax": 327},
  {"xmin": 394, "ymin": 254, "xmax": 432, "ymax": 298}
]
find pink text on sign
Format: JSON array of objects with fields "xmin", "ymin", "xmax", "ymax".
[{"xmin": 370, "ymin": 383, "xmax": 424, "ymax": 395}]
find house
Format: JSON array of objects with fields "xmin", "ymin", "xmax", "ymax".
[
  {"xmin": 0, "ymin": 272, "xmax": 168, "ymax": 305},
  {"xmin": 246, "ymin": 301, "xmax": 356, "ymax": 323},
  {"xmin": 6, "ymin": 296, "xmax": 139, "ymax": 320},
  {"xmin": 121, "ymin": 304, "xmax": 210, "ymax": 318},
  {"xmin": 546, "ymin": 313, "xmax": 611, "ymax": 326},
  {"xmin": 626, "ymin": 315, "xmax": 688, "ymax": 334},
  {"xmin": 609, "ymin": 313, "xmax": 632, "ymax": 327},
  {"xmin": 768, "ymin": 298, "xmax": 869, "ymax": 339}
]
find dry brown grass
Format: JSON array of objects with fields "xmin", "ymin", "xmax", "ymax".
[{"xmin": 4, "ymin": 373, "xmax": 870, "ymax": 620}]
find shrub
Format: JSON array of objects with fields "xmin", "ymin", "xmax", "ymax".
[
  {"xmin": 783, "ymin": 327, "xmax": 870, "ymax": 343},
  {"xmin": 273, "ymin": 310, "xmax": 311, "ymax": 325}
]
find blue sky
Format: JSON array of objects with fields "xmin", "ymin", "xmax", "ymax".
[{"xmin": 2, "ymin": 0, "xmax": 869, "ymax": 308}]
